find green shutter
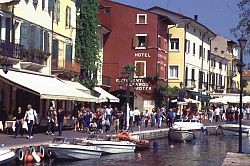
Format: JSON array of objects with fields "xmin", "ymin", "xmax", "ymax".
[
  {"xmin": 34, "ymin": 27, "xmax": 40, "ymax": 49},
  {"xmin": 52, "ymin": 39, "xmax": 59, "ymax": 58},
  {"xmin": 5, "ymin": 18, "xmax": 10, "ymax": 43},
  {"xmin": 0, "ymin": 16, "xmax": 2, "ymax": 40},
  {"xmin": 40, "ymin": 29, "xmax": 43, "ymax": 50},
  {"xmin": 65, "ymin": 7, "xmax": 68, "ymax": 27},
  {"xmin": 56, "ymin": 0, "xmax": 60, "ymax": 22},
  {"xmin": 20, "ymin": 23, "xmax": 28, "ymax": 49},
  {"xmin": 65, "ymin": 44, "xmax": 72, "ymax": 60},
  {"xmin": 69, "ymin": 7, "xmax": 71, "ymax": 27}
]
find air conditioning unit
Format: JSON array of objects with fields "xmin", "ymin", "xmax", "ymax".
[{"xmin": 33, "ymin": 0, "xmax": 38, "ymax": 5}]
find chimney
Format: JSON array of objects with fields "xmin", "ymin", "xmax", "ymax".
[{"xmin": 194, "ymin": 15, "xmax": 198, "ymax": 21}]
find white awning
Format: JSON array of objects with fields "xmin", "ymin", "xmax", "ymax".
[
  {"xmin": 62, "ymin": 80, "xmax": 91, "ymax": 94},
  {"xmin": 0, "ymin": 70, "xmax": 97, "ymax": 102},
  {"xmin": 93, "ymin": 87, "xmax": 120, "ymax": 103}
]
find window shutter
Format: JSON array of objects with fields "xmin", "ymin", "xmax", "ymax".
[
  {"xmin": 34, "ymin": 27, "xmax": 40, "ymax": 49},
  {"xmin": 29, "ymin": 25, "xmax": 35, "ymax": 48},
  {"xmin": 47, "ymin": 33, "xmax": 50, "ymax": 52},
  {"xmin": 5, "ymin": 17, "xmax": 10, "ymax": 43},
  {"xmin": 132, "ymin": 36, "xmax": 138, "ymax": 48},
  {"xmin": 141, "ymin": 62, "xmax": 145, "ymax": 76},
  {"xmin": 56, "ymin": 0, "xmax": 60, "ymax": 22},
  {"xmin": 65, "ymin": 44, "xmax": 72, "ymax": 60},
  {"xmin": 0, "ymin": 16, "xmax": 2, "ymax": 39},
  {"xmin": 48, "ymin": 0, "xmax": 53, "ymax": 11},
  {"xmin": 52, "ymin": 39, "xmax": 59, "ymax": 58},
  {"xmin": 65, "ymin": 7, "xmax": 68, "ymax": 27},
  {"xmin": 69, "ymin": 7, "xmax": 71, "ymax": 27},
  {"xmin": 42, "ymin": 0, "xmax": 45, "ymax": 10},
  {"xmin": 144, "ymin": 36, "xmax": 148, "ymax": 48},
  {"xmin": 40, "ymin": 29, "xmax": 44, "ymax": 50},
  {"xmin": 20, "ymin": 23, "xmax": 28, "ymax": 49}
]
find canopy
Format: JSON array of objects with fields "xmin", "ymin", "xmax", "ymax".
[
  {"xmin": 93, "ymin": 87, "xmax": 120, "ymax": 103},
  {"xmin": 62, "ymin": 80, "xmax": 91, "ymax": 94},
  {"xmin": 0, "ymin": 70, "xmax": 97, "ymax": 102},
  {"xmin": 209, "ymin": 98, "xmax": 227, "ymax": 104}
]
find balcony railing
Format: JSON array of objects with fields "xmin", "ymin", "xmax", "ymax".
[
  {"xmin": 0, "ymin": 40, "xmax": 24, "ymax": 59},
  {"xmin": 51, "ymin": 59, "xmax": 80, "ymax": 74},
  {"xmin": 102, "ymin": 75, "xmax": 111, "ymax": 87},
  {"xmin": 0, "ymin": 0, "xmax": 20, "ymax": 4},
  {"xmin": 22, "ymin": 49, "xmax": 49, "ymax": 65},
  {"xmin": 185, "ymin": 79, "xmax": 196, "ymax": 89}
]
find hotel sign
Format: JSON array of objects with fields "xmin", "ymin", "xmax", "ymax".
[
  {"xmin": 115, "ymin": 78, "xmax": 152, "ymax": 91},
  {"xmin": 134, "ymin": 53, "xmax": 151, "ymax": 58}
]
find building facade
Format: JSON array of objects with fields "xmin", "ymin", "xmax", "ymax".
[{"xmin": 99, "ymin": 0, "xmax": 174, "ymax": 111}]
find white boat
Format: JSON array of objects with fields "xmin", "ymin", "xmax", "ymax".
[
  {"xmin": 84, "ymin": 135, "xmax": 136, "ymax": 154},
  {"xmin": 171, "ymin": 119, "xmax": 204, "ymax": 139},
  {"xmin": 169, "ymin": 128, "xmax": 194, "ymax": 142},
  {"xmin": 48, "ymin": 137, "xmax": 102, "ymax": 160},
  {"xmin": 0, "ymin": 144, "xmax": 15, "ymax": 165},
  {"xmin": 220, "ymin": 124, "xmax": 250, "ymax": 136}
]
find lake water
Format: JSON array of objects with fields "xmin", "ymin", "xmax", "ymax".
[{"xmin": 16, "ymin": 135, "xmax": 250, "ymax": 166}]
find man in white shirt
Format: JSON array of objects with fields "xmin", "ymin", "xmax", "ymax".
[
  {"xmin": 133, "ymin": 107, "xmax": 140, "ymax": 127},
  {"xmin": 105, "ymin": 105, "xmax": 113, "ymax": 125},
  {"xmin": 24, "ymin": 104, "xmax": 37, "ymax": 139},
  {"xmin": 214, "ymin": 106, "xmax": 221, "ymax": 123}
]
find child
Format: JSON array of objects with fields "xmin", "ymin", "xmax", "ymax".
[{"xmin": 105, "ymin": 117, "xmax": 110, "ymax": 133}]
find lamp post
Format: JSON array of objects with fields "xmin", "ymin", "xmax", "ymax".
[
  {"xmin": 237, "ymin": 35, "xmax": 247, "ymax": 153},
  {"xmin": 1, "ymin": 57, "xmax": 11, "ymax": 74},
  {"xmin": 118, "ymin": 70, "xmax": 137, "ymax": 130}
]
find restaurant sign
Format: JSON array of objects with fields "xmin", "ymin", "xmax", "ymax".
[{"xmin": 115, "ymin": 78, "xmax": 152, "ymax": 91}]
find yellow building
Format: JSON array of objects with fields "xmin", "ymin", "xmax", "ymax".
[{"xmin": 51, "ymin": 0, "xmax": 79, "ymax": 79}]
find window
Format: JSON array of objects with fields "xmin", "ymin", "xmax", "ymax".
[
  {"xmin": 158, "ymin": 36, "xmax": 161, "ymax": 49},
  {"xmin": 193, "ymin": 43, "xmax": 196, "ymax": 55},
  {"xmin": 54, "ymin": 0, "xmax": 60, "ymax": 22},
  {"xmin": 169, "ymin": 65, "xmax": 178, "ymax": 79},
  {"xmin": 170, "ymin": 38, "xmax": 179, "ymax": 51},
  {"xmin": 185, "ymin": 39, "xmax": 190, "ymax": 53},
  {"xmin": 135, "ymin": 61, "xmax": 146, "ymax": 77},
  {"xmin": 66, "ymin": 6, "xmax": 71, "ymax": 28},
  {"xmin": 199, "ymin": 45, "xmax": 202, "ymax": 58},
  {"xmin": 207, "ymin": 50, "xmax": 210, "ymax": 61},
  {"xmin": 52, "ymin": 39, "xmax": 59, "ymax": 58},
  {"xmin": 164, "ymin": 65, "xmax": 167, "ymax": 80},
  {"xmin": 157, "ymin": 62, "xmax": 160, "ymax": 77},
  {"xmin": 186, "ymin": 24, "xmax": 189, "ymax": 29},
  {"xmin": 203, "ymin": 48, "xmax": 206, "ymax": 59},
  {"xmin": 42, "ymin": 0, "xmax": 45, "ymax": 10},
  {"xmin": 133, "ymin": 34, "xmax": 147, "ymax": 49},
  {"xmin": 194, "ymin": 28, "xmax": 196, "ymax": 33},
  {"xmin": 136, "ymin": 14, "xmax": 147, "ymax": 24},
  {"xmin": 65, "ymin": 44, "xmax": 72, "ymax": 60},
  {"xmin": 164, "ymin": 39, "xmax": 167, "ymax": 51},
  {"xmin": 191, "ymin": 69, "xmax": 195, "ymax": 80},
  {"xmin": 104, "ymin": 7, "xmax": 111, "ymax": 14},
  {"xmin": 219, "ymin": 62, "xmax": 222, "ymax": 69}
]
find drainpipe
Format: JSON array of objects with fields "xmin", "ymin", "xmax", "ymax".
[
  {"xmin": 209, "ymin": 37, "xmax": 216, "ymax": 93},
  {"xmin": 50, "ymin": 0, "xmax": 55, "ymax": 75},
  {"xmin": 183, "ymin": 20, "xmax": 191, "ymax": 87},
  {"xmin": 167, "ymin": 24, "xmax": 176, "ymax": 87}
]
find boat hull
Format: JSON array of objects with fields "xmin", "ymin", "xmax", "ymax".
[
  {"xmin": 221, "ymin": 124, "xmax": 250, "ymax": 136},
  {"xmin": 169, "ymin": 129, "xmax": 194, "ymax": 142},
  {"xmin": 48, "ymin": 144, "xmax": 102, "ymax": 160},
  {"xmin": 85, "ymin": 141, "xmax": 135, "ymax": 154},
  {"xmin": 0, "ymin": 149, "xmax": 15, "ymax": 165}
]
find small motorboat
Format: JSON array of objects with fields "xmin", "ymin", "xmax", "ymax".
[
  {"xmin": 85, "ymin": 134, "xmax": 136, "ymax": 154},
  {"xmin": 219, "ymin": 124, "xmax": 250, "ymax": 136},
  {"xmin": 115, "ymin": 131, "xmax": 150, "ymax": 150},
  {"xmin": 168, "ymin": 128, "xmax": 194, "ymax": 142},
  {"xmin": 171, "ymin": 119, "xmax": 203, "ymax": 139},
  {"xmin": 0, "ymin": 144, "xmax": 15, "ymax": 165},
  {"xmin": 48, "ymin": 137, "xmax": 102, "ymax": 160}
]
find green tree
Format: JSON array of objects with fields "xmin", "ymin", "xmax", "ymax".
[
  {"xmin": 75, "ymin": 0, "xmax": 100, "ymax": 88},
  {"xmin": 231, "ymin": 0, "xmax": 249, "ymax": 49}
]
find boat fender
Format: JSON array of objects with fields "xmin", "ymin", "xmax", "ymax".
[
  {"xmin": 37, "ymin": 146, "xmax": 45, "ymax": 158},
  {"xmin": 29, "ymin": 146, "xmax": 36, "ymax": 154},
  {"xmin": 16, "ymin": 148, "xmax": 24, "ymax": 162},
  {"xmin": 32, "ymin": 152, "xmax": 41, "ymax": 163},
  {"xmin": 24, "ymin": 154, "xmax": 33, "ymax": 162}
]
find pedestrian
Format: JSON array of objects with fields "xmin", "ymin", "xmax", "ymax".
[
  {"xmin": 134, "ymin": 107, "xmax": 140, "ymax": 127},
  {"xmin": 208, "ymin": 107, "xmax": 214, "ymax": 123},
  {"xmin": 105, "ymin": 104, "xmax": 113, "ymax": 125},
  {"xmin": 144, "ymin": 110, "xmax": 150, "ymax": 127},
  {"xmin": 57, "ymin": 108, "xmax": 64, "ymax": 136},
  {"xmin": 128, "ymin": 108, "xmax": 134, "ymax": 132},
  {"xmin": 157, "ymin": 108, "xmax": 165, "ymax": 128},
  {"xmin": 84, "ymin": 108, "xmax": 92, "ymax": 133},
  {"xmin": 13, "ymin": 107, "xmax": 23, "ymax": 138},
  {"xmin": 46, "ymin": 106, "xmax": 57, "ymax": 135},
  {"xmin": 214, "ymin": 106, "xmax": 220, "ymax": 123},
  {"xmin": 105, "ymin": 117, "xmax": 111, "ymax": 133},
  {"xmin": 246, "ymin": 106, "xmax": 250, "ymax": 120},
  {"xmin": 150, "ymin": 112, "xmax": 156, "ymax": 127},
  {"xmin": 24, "ymin": 104, "xmax": 38, "ymax": 139},
  {"xmin": 113, "ymin": 107, "xmax": 120, "ymax": 133},
  {"xmin": 95, "ymin": 107, "xmax": 103, "ymax": 133},
  {"xmin": 235, "ymin": 108, "xmax": 239, "ymax": 123},
  {"xmin": 167, "ymin": 109, "xmax": 174, "ymax": 128},
  {"xmin": 119, "ymin": 111, "xmax": 124, "ymax": 131}
]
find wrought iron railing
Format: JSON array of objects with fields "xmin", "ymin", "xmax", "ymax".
[
  {"xmin": 0, "ymin": 40, "xmax": 24, "ymax": 59},
  {"xmin": 51, "ymin": 59, "xmax": 80, "ymax": 73}
]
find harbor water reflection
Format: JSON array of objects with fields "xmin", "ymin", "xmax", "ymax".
[{"xmin": 19, "ymin": 135, "xmax": 250, "ymax": 166}]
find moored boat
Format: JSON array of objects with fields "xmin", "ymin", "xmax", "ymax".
[
  {"xmin": 0, "ymin": 144, "xmax": 15, "ymax": 165},
  {"xmin": 48, "ymin": 137, "xmax": 102, "ymax": 160},
  {"xmin": 219, "ymin": 124, "xmax": 250, "ymax": 136},
  {"xmin": 115, "ymin": 131, "xmax": 150, "ymax": 150},
  {"xmin": 84, "ymin": 134, "xmax": 136, "ymax": 154},
  {"xmin": 168, "ymin": 128, "xmax": 194, "ymax": 142}
]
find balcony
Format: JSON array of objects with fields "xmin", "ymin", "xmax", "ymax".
[
  {"xmin": 0, "ymin": 0, "xmax": 20, "ymax": 4},
  {"xmin": 185, "ymin": 79, "xmax": 196, "ymax": 89},
  {"xmin": 20, "ymin": 48, "xmax": 50, "ymax": 71},
  {"xmin": 102, "ymin": 75, "xmax": 111, "ymax": 87},
  {"xmin": 51, "ymin": 59, "xmax": 80, "ymax": 74},
  {"xmin": 0, "ymin": 40, "xmax": 24, "ymax": 64}
]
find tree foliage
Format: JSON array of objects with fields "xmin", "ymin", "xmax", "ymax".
[
  {"xmin": 75, "ymin": 0, "xmax": 100, "ymax": 89},
  {"xmin": 156, "ymin": 85, "xmax": 180, "ymax": 108},
  {"xmin": 231, "ymin": 0, "xmax": 250, "ymax": 51}
]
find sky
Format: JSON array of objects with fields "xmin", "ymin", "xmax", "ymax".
[{"xmin": 113, "ymin": 0, "xmax": 240, "ymax": 41}]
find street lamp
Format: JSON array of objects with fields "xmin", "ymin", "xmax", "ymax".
[
  {"xmin": 237, "ymin": 35, "xmax": 247, "ymax": 153},
  {"xmin": 1, "ymin": 58, "xmax": 11, "ymax": 74},
  {"xmin": 118, "ymin": 71, "xmax": 137, "ymax": 130}
]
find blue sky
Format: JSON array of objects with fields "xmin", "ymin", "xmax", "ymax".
[{"xmin": 113, "ymin": 0, "xmax": 240, "ymax": 41}]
